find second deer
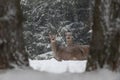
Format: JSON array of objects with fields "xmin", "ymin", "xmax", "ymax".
[{"xmin": 65, "ymin": 32, "xmax": 89, "ymax": 60}]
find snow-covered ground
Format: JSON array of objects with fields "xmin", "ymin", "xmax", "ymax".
[
  {"xmin": 0, "ymin": 52, "xmax": 119, "ymax": 80},
  {"xmin": 29, "ymin": 58, "xmax": 87, "ymax": 73},
  {"xmin": 0, "ymin": 68, "xmax": 119, "ymax": 80},
  {"xmin": 0, "ymin": 56, "xmax": 119, "ymax": 80}
]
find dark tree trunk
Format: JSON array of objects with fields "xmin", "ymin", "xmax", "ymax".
[
  {"xmin": 0, "ymin": 0, "xmax": 29, "ymax": 69},
  {"xmin": 86, "ymin": 0, "xmax": 120, "ymax": 71}
]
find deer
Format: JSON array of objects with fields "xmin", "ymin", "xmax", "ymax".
[
  {"xmin": 49, "ymin": 33, "xmax": 84, "ymax": 61},
  {"xmin": 65, "ymin": 32, "xmax": 90, "ymax": 60}
]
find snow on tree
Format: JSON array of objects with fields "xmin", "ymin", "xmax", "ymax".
[
  {"xmin": 0, "ymin": 0, "xmax": 29, "ymax": 69},
  {"xmin": 21, "ymin": 0, "xmax": 91, "ymax": 58}
]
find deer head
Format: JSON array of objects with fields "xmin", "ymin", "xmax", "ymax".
[
  {"xmin": 65, "ymin": 32, "xmax": 73, "ymax": 46},
  {"xmin": 49, "ymin": 34, "xmax": 56, "ymax": 43}
]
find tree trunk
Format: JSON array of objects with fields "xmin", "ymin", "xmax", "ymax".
[
  {"xmin": 86, "ymin": 0, "xmax": 120, "ymax": 71},
  {"xmin": 0, "ymin": 0, "xmax": 29, "ymax": 69}
]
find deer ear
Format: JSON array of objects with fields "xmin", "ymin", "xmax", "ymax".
[
  {"xmin": 65, "ymin": 32, "xmax": 69, "ymax": 36},
  {"xmin": 48, "ymin": 32, "xmax": 52, "ymax": 38},
  {"xmin": 55, "ymin": 34, "xmax": 57, "ymax": 37},
  {"xmin": 49, "ymin": 35, "xmax": 51, "ymax": 39}
]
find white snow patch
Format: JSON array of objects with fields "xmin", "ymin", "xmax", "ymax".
[
  {"xmin": 88, "ymin": 30, "xmax": 92, "ymax": 33},
  {"xmin": 56, "ymin": 37, "xmax": 62, "ymax": 41},
  {"xmin": 46, "ymin": 44, "xmax": 50, "ymax": 48},
  {"xmin": 35, "ymin": 51, "xmax": 53, "ymax": 60},
  {"xmin": 29, "ymin": 58, "xmax": 87, "ymax": 73}
]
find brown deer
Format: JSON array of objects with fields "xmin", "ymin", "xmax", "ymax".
[
  {"xmin": 65, "ymin": 32, "xmax": 90, "ymax": 60},
  {"xmin": 49, "ymin": 33, "xmax": 84, "ymax": 61}
]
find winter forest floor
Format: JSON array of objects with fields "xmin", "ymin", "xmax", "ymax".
[
  {"xmin": 0, "ymin": 58, "xmax": 120, "ymax": 80},
  {"xmin": 0, "ymin": 68, "xmax": 119, "ymax": 80}
]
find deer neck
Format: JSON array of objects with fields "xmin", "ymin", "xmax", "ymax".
[
  {"xmin": 51, "ymin": 41, "xmax": 58, "ymax": 56},
  {"xmin": 66, "ymin": 39, "xmax": 73, "ymax": 46}
]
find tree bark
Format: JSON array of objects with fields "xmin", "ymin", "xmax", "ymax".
[
  {"xmin": 86, "ymin": 0, "xmax": 120, "ymax": 71},
  {"xmin": 0, "ymin": 0, "xmax": 29, "ymax": 69}
]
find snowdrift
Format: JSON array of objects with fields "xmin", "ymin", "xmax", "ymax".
[{"xmin": 29, "ymin": 58, "xmax": 87, "ymax": 73}]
